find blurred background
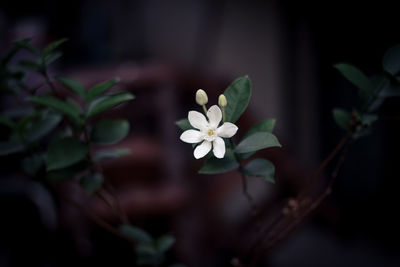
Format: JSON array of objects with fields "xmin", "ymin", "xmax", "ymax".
[{"xmin": 1, "ymin": 0, "xmax": 400, "ymax": 266}]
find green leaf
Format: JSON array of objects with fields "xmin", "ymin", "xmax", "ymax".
[
  {"xmin": 80, "ymin": 173, "xmax": 104, "ymax": 195},
  {"xmin": 41, "ymin": 38, "xmax": 67, "ymax": 59},
  {"xmin": 0, "ymin": 140, "xmax": 24, "ymax": 156},
  {"xmin": 119, "ymin": 225, "xmax": 153, "ymax": 243},
  {"xmin": 56, "ymin": 77, "xmax": 86, "ymax": 97},
  {"xmin": 334, "ymin": 63, "xmax": 373, "ymax": 95},
  {"xmin": 223, "ymin": 76, "xmax": 251, "ymax": 123},
  {"xmin": 156, "ymin": 235, "xmax": 175, "ymax": 253},
  {"xmin": 22, "ymin": 154, "xmax": 43, "ymax": 176},
  {"xmin": 234, "ymin": 132, "xmax": 281, "ymax": 154},
  {"xmin": 87, "ymin": 77, "xmax": 120, "ymax": 101},
  {"xmin": 379, "ymin": 79, "xmax": 400, "ymax": 97},
  {"xmin": 65, "ymin": 98, "xmax": 83, "ymax": 113},
  {"xmin": 19, "ymin": 60, "xmax": 43, "ymax": 72},
  {"xmin": 14, "ymin": 38, "xmax": 40, "ymax": 55},
  {"xmin": 332, "ymin": 108, "xmax": 351, "ymax": 131},
  {"xmin": 0, "ymin": 115, "xmax": 16, "ymax": 128},
  {"xmin": 175, "ymin": 118, "xmax": 192, "ymax": 131},
  {"xmin": 46, "ymin": 161, "xmax": 88, "ymax": 181},
  {"xmin": 361, "ymin": 114, "xmax": 377, "ymax": 126},
  {"xmin": 135, "ymin": 243, "xmax": 157, "ymax": 256},
  {"xmin": 93, "ymin": 148, "xmax": 131, "ymax": 162},
  {"xmin": 91, "ymin": 119, "xmax": 130, "ymax": 144},
  {"xmin": 29, "ymin": 95, "xmax": 82, "ymax": 124},
  {"xmin": 45, "ymin": 137, "xmax": 88, "ymax": 171},
  {"xmin": 383, "ymin": 44, "xmax": 400, "ymax": 75},
  {"xmin": 243, "ymin": 118, "xmax": 276, "ymax": 138},
  {"xmin": 44, "ymin": 52, "xmax": 62, "ymax": 66},
  {"xmin": 86, "ymin": 92, "xmax": 135, "ymax": 119},
  {"xmin": 240, "ymin": 158, "xmax": 275, "ymax": 183},
  {"xmin": 199, "ymin": 149, "xmax": 239, "ymax": 174},
  {"xmin": 27, "ymin": 112, "xmax": 62, "ymax": 142}
]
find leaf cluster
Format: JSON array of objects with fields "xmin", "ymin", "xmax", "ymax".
[{"xmin": 333, "ymin": 45, "xmax": 400, "ymax": 138}]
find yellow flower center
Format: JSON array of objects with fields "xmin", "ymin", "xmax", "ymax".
[{"xmin": 207, "ymin": 129, "xmax": 214, "ymax": 136}]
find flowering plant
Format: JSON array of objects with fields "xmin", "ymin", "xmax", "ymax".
[{"xmin": 176, "ymin": 77, "xmax": 281, "ymax": 183}]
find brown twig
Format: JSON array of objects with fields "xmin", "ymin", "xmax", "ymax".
[
  {"xmin": 249, "ymin": 139, "xmax": 352, "ymax": 265},
  {"xmin": 297, "ymin": 132, "xmax": 350, "ymax": 199}
]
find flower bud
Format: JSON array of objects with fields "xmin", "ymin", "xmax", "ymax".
[
  {"xmin": 218, "ymin": 94, "xmax": 227, "ymax": 107},
  {"xmin": 195, "ymin": 89, "xmax": 208, "ymax": 105}
]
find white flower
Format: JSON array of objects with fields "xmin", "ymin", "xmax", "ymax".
[{"xmin": 180, "ymin": 105, "xmax": 238, "ymax": 159}]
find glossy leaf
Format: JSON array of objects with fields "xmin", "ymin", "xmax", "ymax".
[
  {"xmin": 223, "ymin": 76, "xmax": 251, "ymax": 123},
  {"xmin": 45, "ymin": 137, "xmax": 88, "ymax": 171},
  {"xmin": 65, "ymin": 98, "xmax": 83, "ymax": 113},
  {"xmin": 0, "ymin": 140, "xmax": 24, "ymax": 156},
  {"xmin": 41, "ymin": 38, "xmax": 67, "ymax": 58},
  {"xmin": 29, "ymin": 95, "xmax": 82, "ymax": 124},
  {"xmin": 332, "ymin": 108, "xmax": 351, "ymax": 131},
  {"xmin": 383, "ymin": 44, "xmax": 400, "ymax": 75},
  {"xmin": 175, "ymin": 118, "xmax": 192, "ymax": 131},
  {"xmin": 156, "ymin": 235, "xmax": 175, "ymax": 253},
  {"xmin": 87, "ymin": 77, "xmax": 120, "ymax": 101},
  {"xmin": 14, "ymin": 38, "xmax": 40, "ymax": 55},
  {"xmin": 334, "ymin": 63, "xmax": 373, "ymax": 95},
  {"xmin": 119, "ymin": 225, "xmax": 153, "ymax": 243},
  {"xmin": 46, "ymin": 161, "xmax": 88, "ymax": 181},
  {"xmin": 27, "ymin": 112, "xmax": 62, "ymax": 142},
  {"xmin": 56, "ymin": 76, "xmax": 86, "ymax": 97},
  {"xmin": 91, "ymin": 119, "xmax": 129, "ymax": 144},
  {"xmin": 86, "ymin": 92, "xmax": 135, "ymax": 119},
  {"xmin": 243, "ymin": 118, "xmax": 276, "ymax": 138},
  {"xmin": 199, "ymin": 149, "xmax": 239, "ymax": 174},
  {"xmin": 93, "ymin": 148, "xmax": 131, "ymax": 162},
  {"xmin": 80, "ymin": 173, "xmax": 104, "ymax": 195},
  {"xmin": 234, "ymin": 132, "xmax": 281, "ymax": 154},
  {"xmin": 44, "ymin": 52, "xmax": 62, "ymax": 65},
  {"xmin": 361, "ymin": 114, "xmax": 378, "ymax": 126},
  {"xmin": 379, "ymin": 79, "xmax": 400, "ymax": 97},
  {"xmin": 19, "ymin": 60, "xmax": 43, "ymax": 72},
  {"xmin": 240, "ymin": 158, "xmax": 275, "ymax": 183}
]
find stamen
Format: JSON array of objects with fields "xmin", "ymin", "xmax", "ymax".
[{"xmin": 208, "ymin": 129, "xmax": 214, "ymax": 136}]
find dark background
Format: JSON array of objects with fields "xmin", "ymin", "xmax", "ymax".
[{"xmin": 1, "ymin": 0, "xmax": 400, "ymax": 266}]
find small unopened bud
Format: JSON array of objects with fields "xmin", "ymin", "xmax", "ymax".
[
  {"xmin": 218, "ymin": 94, "xmax": 227, "ymax": 107},
  {"xmin": 196, "ymin": 89, "xmax": 208, "ymax": 105}
]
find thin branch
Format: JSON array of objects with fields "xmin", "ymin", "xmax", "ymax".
[
  {"xmin": 250, "ymin": 140, "xmax": 352, "ymax": 265},
  {"xmin": 43, "ymin": 69, "xmax": 60, "ymax": 97},
  {"xmin": 104, "ymin": 181, "xmax": 130, "ymax": 225},
  {"xmin": 241, "ymin": 173, "xmax": 258, "ymax": 215},
  {"xmin": 297, "ymin": 132, "xmax": 350, "ymax": 199}
]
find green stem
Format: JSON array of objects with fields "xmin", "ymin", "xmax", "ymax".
[
  {"xmin": 43, "ymin": 69, "xmax": 60, "ymax": 97},
  {"xmin": 222, "ymin": 107, "xmax": 226, "ymax": 122},
  {"xmin": 202, "ymin": 104, "xmax": 208, "ymax": 115}
]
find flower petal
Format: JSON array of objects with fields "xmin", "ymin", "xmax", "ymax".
[
  {"xmin": 194, "ymin": 141, "xmax": 212, "ymax": 159},
  {"xmin": 213, "ymin": 137, "xmax": 225, "ymax": 158},
  {"xmin": 217, "ymin": 122, "xmax": 238, "ymax": 138},
  {"xmin": 188, "ymin": 111, "xmax": 208, "ymax": 130},
  {"xmin": 180, "ymin": 130, "xmax": 204, "ymax": 143},
  {"xmin": 207, "ymin": 105, "xmax": 222, "ymax": 129}
]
